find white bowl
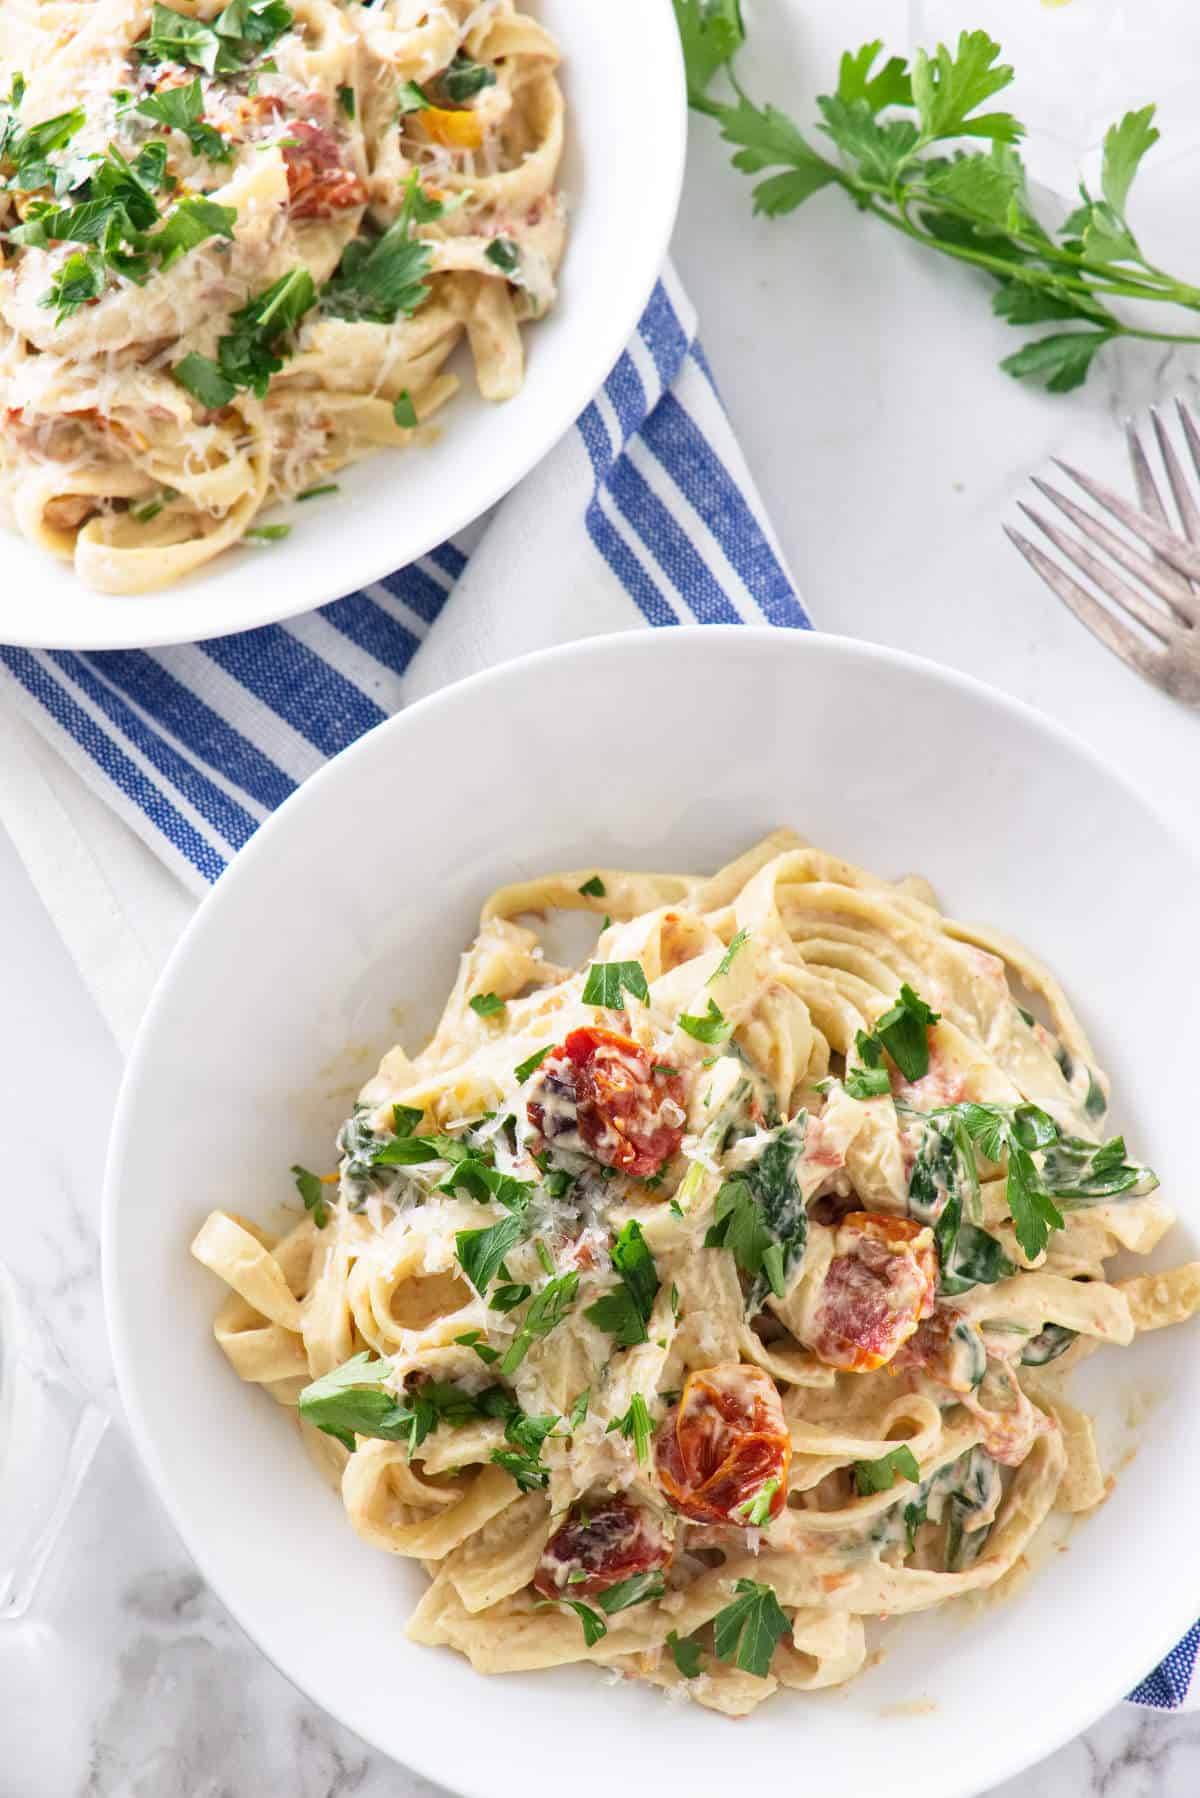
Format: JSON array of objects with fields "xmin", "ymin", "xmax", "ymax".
[
  {"xmin": 104, "ymin": 629, "xmax": 1200, "ymax": 1798},
  {"xmin": 3, "ymin": 0, "xmax": 685, "ymax": 652}
]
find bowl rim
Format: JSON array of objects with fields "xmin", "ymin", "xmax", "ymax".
[
  {"xmin": 2, "ymin": 0, "xmax": 688, "ymax": 652},
  {"xmin": 102, "ymin": 626, "xmax": 1200, "ymax": 1793}
]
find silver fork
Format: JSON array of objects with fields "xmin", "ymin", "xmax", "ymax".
[{"xmin": 1005, "ymin": 400, "xmax": 1200, "ymax": 704}]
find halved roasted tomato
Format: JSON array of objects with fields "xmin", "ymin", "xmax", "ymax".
[
  {"xmin": 532, "ymin": 1496, "xmax": 671, "ymax": 1600},
  {"xmin": 894, "ymin": 1305, "xmax": 987, "ymax": 1393},
  {"xmin": 656, "ymin": 1363, "xmax": 790, "ymax": 1525},
  {"xmin": 527, "ymin": 1027, "xmax": 686, "ymax": 1179},
  {"xmin": 805, "ymin": 1212, "xmax": 936, "ymax": 1373}
]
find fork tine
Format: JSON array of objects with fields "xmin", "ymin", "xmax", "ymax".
[
  {"xmin": 1053, "ymin": 457, "xmax": 1200, "ymax": 583},
  {"xmin": 1125, "ymin": 417, "xmax": 1194, "ymax": 595},
  {"xmin": 1029, "ymin": 476, "xmax": 1199, "ymax": 624},
  {"xmin": 1004, "ymin": 524, "xmax": 1169, "ymax": 684},
  {"xmin": 1150, "ymin": 407, "xmax": 1200, "ymax": 547},
  {"xmin": 1016, "ymin": 501, "xmax": 1176, "ymax": 642},
  {"xmin": 1175, "ymin": 399, "xmax": 1200, "ymax": 488}
]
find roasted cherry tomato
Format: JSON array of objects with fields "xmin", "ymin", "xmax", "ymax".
[
  {"xmin": 532, "ymin": 1496, "xmax": 671, "ymax": 1600},
  {"xmin": 805, "ymin": 1212, "xmax": 936, "ymax": 1373},
  {"xmin": 527, "ymin": 1027, "xmax": 686, "ymax": 1179},
  {"xmin": 894, "ymin": 1305, "xmax": 987, "ymax": 1393},
  {"xmin": 284, "ymin": 121, "xmax": 367, "ymax": 218},
  {"xmin": 656, "ymin": 1363, "xmax": 790, "ymax": 1526}
]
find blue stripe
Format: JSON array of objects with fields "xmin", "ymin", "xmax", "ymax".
[
  {"xmin": 604, "ymin": 351, "xmax": 646, "ymax": 446},
  {"xmin": 637, "ymin": 280, "xmax": 690, "ymax": 389},
  {"xmin": 320, "ymin": 590, "xmax": 420, "ymax": 679},
  {"xmin": 51, "ymin": 651, "xmax": 258, "ymax": 851},
  {"xmin": 83, "ymin": 650, "xmax": 294, "ymax": 812},
  {"xmin": 642, "ymin": 391, "xmax": 810, "ymax": 630},
  {"xmin": 430, "ymin": 539, "xmax": 467, "ymax": 579},
  {"xmin": 576, "ymin": 404, "xmax": 677, "ymax": 627},
  {"xmin": 689, "ymin": 340, "xmax": 720, "ymax": 396},
  {"xmin": 605, "ymin": 453, "xmax": 741, "ymax": 625},
  {"xmin": 201, "ymin": 626, "xmax": 387, "ymax": 756},
  {"xmin": 379, "ymin": 561, "xmax": 451, "ymax": 626},
  {"xmin": 0, "ymin": 648, "xmax": 225, "ymax": 883}
]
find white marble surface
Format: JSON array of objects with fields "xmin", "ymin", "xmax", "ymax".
[{"xmin": 4, "ymin": 0, "xmax": 1200, "ymax": 1792}]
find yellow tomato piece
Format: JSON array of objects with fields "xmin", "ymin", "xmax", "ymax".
[{"xmin": 420, "ymin": 107, "xmax": 484, "ymax": 150}]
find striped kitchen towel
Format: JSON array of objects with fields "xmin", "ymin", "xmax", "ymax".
[{"xmin": 0, "ymin": 265, "xmax": 807, "ymax": 898}]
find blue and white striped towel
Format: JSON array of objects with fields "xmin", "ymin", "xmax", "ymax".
[{"xmin": 0, "ymin": 261, "xmax": 1193, "ymax": 1712}]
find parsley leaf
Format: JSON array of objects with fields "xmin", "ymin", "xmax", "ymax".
[
  {"xmin": 320, "ymin": 171, "xmax": 441, "ymax": 324},
  {"xmin": 500, "ymin": 1272, "xmax": 579, "ymax": 1375},
  {"xmin": 137, "ymin": 0, "xmax": 293, "ymax": 76},
  {"xmin": 711, "ymin": 1578, "xmax": 791, "ymax": 1678},
  {"xmin": 853, "ymin": 1444, "xmax": 921, "ymax": 1495},
  {"xmin": 469, "ymin": 991, "xmax": 506, "ymax": 1018},
  {"xmin": 297, "ymin": 1353, "xmax": 429, "ymax": 1454},
  {"xmin": 605, "ymin": 1392, "xmax": 653, "ymax": 1464},
  {"xmin": 584, "ymin": 1220, "xmax": 659, "ymax": 1346},
  {"xmin": 514, "ymin": 1045, "xmax": 552, "ymax": 1084},
  {"xmin": 397, "ymin": 80, "xmax": 430, "ymax": 113},
  {"xmin": 711, "ymin": 927, "xmax": 750, "ymax": 979},
  {"xmin": 581, "ymin": 960, "xmax": 650, "ymax": 1009},
  {"xmin": 456, "ymin": 1214, "xmax": 524, "ymax": 1296},
  {"xmin": 392, "ymin": 1103, "xmax": 423, "ymax": 1137},
  {"xmin": 291, "ymin": 1162, "xmax": 328, "ymax": 1228},
  {"xmin": 678, "ymin": 997, "xmax": 731, "ymax": 1044},
  {"xmin": 135, "ymin": 77, "xmax": 231, "ymax": 160},
  {"xmin": 732, "ymin": 1475, "xmax": 780, "ymax": 1526},
  {"xmin": 873, "ymin": 984, "xmax": 940, "ymax": 1082},
  {"xmin": 704, "ymin": 1122, "xmax": 806, "ymax": 1309},
  {"xmin": 174, "ymin": 266, "xmax": 315, "ymax": 406},
  {"xmin": 667, "ymin": 1628, "xmax": 703, "ymax": 1678},
  {"xmin": 678, "ymin": 14, "xmax": 1200, "ymax": 390},
  {"xmin": 569, "ymin": 1388, "xmax": 590, "ymax": 1430},
  {"xmin": 554, "ymin": 1598, "xmax": 607, "ymax": 1645},
  {"xmin": 597, "ymin": 1568, "xmax": 665, "ymax": 1613},
  {"xmin": 441, "ymin": 52, "xmax": 497, "ymax": 104},
  {"xmin": 578, "ymin": 874, "xmax": 606, "ymax": 897},
  {"xmin": 392, "ymin": 390, "xmax": 418, "ymax": 428}
]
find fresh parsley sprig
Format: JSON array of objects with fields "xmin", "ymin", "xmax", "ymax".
[
  {"xmin": 584, "ymin": 1220, "xmax": 659, "ymax": 1346},
  {"xmin": 711, "ymin": 1577, "xmax": 791, "ymax": 1678},
  {"xmin": 136, "ymin": 0, "xmax": 293, "ymax": 77},
  {"xmin": 320, "ymin": 170, "xmax": 449, "ymax": 325},
  {"xmin": 174, "ymin": 265, "xmax": 315, "ymax": 407},
  {"xmin": 675, "ymin": 4, "xmax": 1200, "ymax": 391},
  {"xmin": 853, "ymin": 1443, "xmax": 921, "ymax": 1495}
]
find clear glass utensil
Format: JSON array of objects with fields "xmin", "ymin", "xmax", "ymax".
[{"xmin": 0, "ymin": 1259, "xmax": 107, "ymax": 1619}]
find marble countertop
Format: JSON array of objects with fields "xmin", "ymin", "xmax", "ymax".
[{"xmin": 5, "ymin": 0, "xmax": 1200, "ymax": 1792}]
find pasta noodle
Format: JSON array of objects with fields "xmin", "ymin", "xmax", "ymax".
[
  {"xmin": 0, "ymin": 0, "xmax": 565, "ymax": 592},
  {"xmin": 192, "ymin": 831, "xmax": 1200, "ymax": 1714}
]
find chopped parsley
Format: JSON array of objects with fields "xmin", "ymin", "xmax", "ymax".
[
  {"xmin": 500, "ymin": 1272, "xmax": 579, "ymax": 1375},
  {"xmin": 469, "ymin": 991, "xmax": 506, "ymax": 1018},
  {"xmin": 296, "ymin": 482, "xmax": 339, "ymax": 500},
  {"xmin": 678, "ymin": 997, "xmax": 730, "ymax": 1044},
  {"xmin": 441, "ymin": 53, "xmax": 497, "ymax": 103},
  {"xmin": 490, "ymin": 1280, "xmax": 532, "ymax": 1313},
  {"xmin": 597, "ymin": 1568, "xmax": 666, "ymax": 1613},
  {"xmin": 584, "ymin": 1220, "xmax": 659, "ymax": 1346},
  {"xmin": 704, "ymin": 1121, "xmax": 806, "ymax": 1309},
  {"xmin": 0, "ymin": 93, "xmax": 86, "ymax": 193},
  {"xmin": 578, "ymin": 874, "xmax": 606, "ymax": 897},
  {"xmin": 337, "ymin": 84, "xmax": 355, "ymax": 118},
  {"xmin": 290, "ymin": 1162, "xmax": 328, "ymax": 1228},
  {"xmin": 605, "ymin": 1391, "xmax": 653, "ymax": 1464},
  {"xmin": 485, "ymin": 235, "xmax": 520, "ymax": 276},
  {"xmin": 397, "ymin": 79, "xmax": 431, "ymax": 113},
  {"xmin": 569, "ymin": 1388, "xmax": 590, "ymax": 1429},
  {"xmin": 844, "ymin": 1028, "xmax": 891, "ymax": 1099},
  {"xmin": 135, "ymin": 77, "xmax": 230, "ymax": 160},
  {"xmin": 581, "ymin": 959, "xmax": 650, "ymax": 1009},
  {"xmin": 873, "ymin": 984, "xmax": 941, "ymax": 1082},
  {"xmin": 136, "ymin": 0, "xmax": 293, "ymax": 77},
  {"xmin": 321, "ymin": 170, "xmax": 449, "ymax": 324},
  {"xmin": 667, "ymin": 1629, "xmax": 703, "ymax": 1678},
  {"xmin": 174, "ymin": 266, "xmax": 315, "ymax": 407},
  {"xmin": 392, "ymin": 390, "xmax": 418, "ymax": 428},
  {"xmin": 514, "ymin": 1045, "xmax": 552, "ymax": 1084},
  {"xmin": 454, "ymin": 1329, "xmax": 500, "ymax": 1366},
  {"xmin": 711, "ymin": 1578, "xmax": 791, "ymax": 1678},
  {"xmin": 244, "ymin": 524, "xmax": 290, "ymax": 542},
  {"xmin": 732, "ymin": 1476, "xmax": 780, "ymax": 1527},
  {"xmin": 456, "ymin": 1214, "xmax": 524, "ymax": 1296},
  {"xmin": 711, "ymin": 927, "xmax": 750, "ymax": 980},
  {"xmin": 853, "ymin": 1444, "xmax": 921, "ymax": 1495},
  {"xmin": 490, "ymin": 1403, "xmax": 559, "ymax": 1490}
]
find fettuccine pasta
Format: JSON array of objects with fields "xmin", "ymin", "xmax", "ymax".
[
  {"xmin": 0, "ymin": 0, "xmax": 564, "ymax": 592},
  {"xmin": 192, "ymin": 831, "xmax": 1200, "ymax": 1715}
]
